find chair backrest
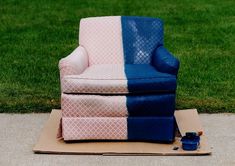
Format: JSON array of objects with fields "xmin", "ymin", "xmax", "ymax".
[{"xmin": 79, "ymin": 16, "xmax": 163, "ymax": 65}]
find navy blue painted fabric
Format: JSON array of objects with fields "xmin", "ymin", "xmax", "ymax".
[
  {"xmin": 127, "ymin": 116, "xmax": 175, "ymax": 142},
  {"xmin": 121, "ymin": 16, "xmax": 163, "ymax": 64},
  {"xmin": 124, "ymin": 64, "xmax": 177, "ymax": 93},
  {"xmin": 127, "ymin": 94, "xmax": 175, "ymax": 117},
  {"xmin": 152, "ymin": 46, "xmax": 180, "ymax": 75}
]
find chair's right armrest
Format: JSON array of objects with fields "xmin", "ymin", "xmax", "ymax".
[
  {"xmin": 59, "ymin": 46, "xmax": 88, "ymax": 79},
  {"xmin": 152, "ymin": 46, "xmax": 180, "ymax": 76}
]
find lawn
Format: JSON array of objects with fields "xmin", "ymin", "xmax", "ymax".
[{"xmin": 0, "ymin": 0, "xmax": 234, "ymax": 113}]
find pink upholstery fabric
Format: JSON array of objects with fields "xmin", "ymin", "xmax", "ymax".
[
  {"xmin": 59, "ymin": 46, "xmax": 88, "ymax": 79},
  {"xmin": 61, "ymin": 64, "xmax": 128, "ymax": 94},
  {"xmin": 62, "ymin": 117, "xmax": 127, "ymax": 140},
  {"xmin": 61, "ymin": 93, "xmax": 127, "ymax": 117},
  {"xmin": 79, "ymin": 16, "xmax": 124, "ymax": 65}
]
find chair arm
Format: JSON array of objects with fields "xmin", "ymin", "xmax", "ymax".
[
  {"xmin": 152, "ymin": 46, "xmax": 180, "ymax": 75},
  {"xmin": 59, "ymin": 46, "xmax": 88, "ymax": 79}
]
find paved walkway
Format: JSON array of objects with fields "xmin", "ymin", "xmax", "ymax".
[{"xmin": 0, "ymin": 113, "xmax": 235, "ymax": 166}]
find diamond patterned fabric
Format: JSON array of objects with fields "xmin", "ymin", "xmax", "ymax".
[
  {"xmin": 79, "ymin": 16, "xmax": 124, "ymax": 65},
  {"xmin": 59, "ymin": 46, "xmax": 88, "ymax": 80},
  {"xmin": 62, "ymin": 117, "xmax": 127, "ymax": 140},
  {"xmin": 61, "ymin": 93, "xmax": 127, "ymax": 117},
  {"xmin": 61, "ymin": 64, "xmax": 128, "ymax": 94}
]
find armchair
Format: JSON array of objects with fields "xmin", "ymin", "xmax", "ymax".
[{"xmin": 59, "ymin": 16, "xmax": 180, "ymax": 142}]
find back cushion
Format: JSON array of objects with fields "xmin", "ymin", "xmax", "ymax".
[
  {"xmin": 79, "ymin": 16, "xmax": 124, "ymax": 65},
  {"xmin": 79, "ymin": 16, "xmax": 163, "ymax": 65}
]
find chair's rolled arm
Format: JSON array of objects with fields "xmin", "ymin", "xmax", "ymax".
[
  {"xmin": 152, "ymin": 46, "xmax": 180, "ymax": 75},
  {"xmin": 59, "ymin": 46, "xmax": 88, "ymax": 79}
]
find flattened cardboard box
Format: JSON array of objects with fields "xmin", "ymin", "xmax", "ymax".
[{"xmin": 33, "ymin": 109, "xmax": 212, "ymax": 155}]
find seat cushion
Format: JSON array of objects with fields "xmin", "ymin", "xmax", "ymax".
[{"xmin": 61, "ymin": 64, "xmax": 176, "ymax": 94}]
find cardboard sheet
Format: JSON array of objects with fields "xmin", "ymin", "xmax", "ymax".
[
  {"xmin": 175, "ymin": 109, "xmax": 204, "ymax": 136},
  {"xmin": 33, "ymin": 109, "xmax": 211, "ymax": 155}
]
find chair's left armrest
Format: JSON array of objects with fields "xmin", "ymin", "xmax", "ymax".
[
  {"xmin": 152, "ymin": 46, "xmax": 180, "ymax": 75},
  {"xmin": 59, "ymin": 46, "xmax": 88, "ymax": 79}
]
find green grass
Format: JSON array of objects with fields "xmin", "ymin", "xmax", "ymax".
[{"xmin": 0, "ymin": 0, "xmax": 235, "ymax": 113}]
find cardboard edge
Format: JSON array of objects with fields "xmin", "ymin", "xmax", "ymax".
[
  {"xmin": 33, "ymin": 152, "xmax": 212, "ymax": 156},
  {"xmin": 33, "ymin": 149, "xmax": 212, "ymax": 156}
]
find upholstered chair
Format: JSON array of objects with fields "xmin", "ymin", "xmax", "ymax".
[{"xmin": 59, "ymin": 16, "xmax": 180, "ymax": 142}]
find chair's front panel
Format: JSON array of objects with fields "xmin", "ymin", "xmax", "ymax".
[
  {"xmin": 79, "ymin": 16, "xmax": 124, "ymax": 65},
  {"xmin": 62, "ymin": 116, "xmax": 175, "ymax": 141}
]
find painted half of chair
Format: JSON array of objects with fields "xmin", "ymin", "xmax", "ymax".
[{"xmin": 58, "ymin": 16, "xmax": 180, "ymax": 142}]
